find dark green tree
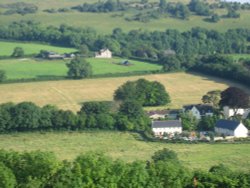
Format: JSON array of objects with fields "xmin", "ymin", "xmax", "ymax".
[
  {"xmin": 11, "ymin": 47, "xmax": 24, "ymax": 58},
  {"xmin": 219, "ymin": 87, "xmax": 250, "ymax": 115},
  {"xmin": 152, "ymin": 148, "xmax": 178, "ymax": 162},
  {"xmin": 78, "ymin": 44, "xmax": 89, "ymax": 57},
  {"xmin": 0, "ymin": 162, "xmax": 16, "ymax": 188},
  {"xmin": 202, "ymin": 90, "xmax": 221, "ymax": 108},
  {"xmin": 67, "ymin": 57, "xmax": 92, "ymax": 79},
  {"xmin": 0, "ymin": 70, "xmax": 6, "ymax": 82},
  {"xmin": 114, "ymin": 79, "xmax": 171, "ymax": 106}
]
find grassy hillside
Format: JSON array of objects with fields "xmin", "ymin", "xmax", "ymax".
[
  {"xmin": 0, "ymin": 72, "xmax": 248, "ymax": 111},
  {"xmin": 0, "ymin": 1, "xmax": 250, "ymax": 34},
  {"xmin": 0, "ymin": 58, "xmax": 161, "ymax": 79},
  {"xmin": 0, "ymin": 131, "xmax": 249, "ymax": 172},
  {"xmin": 0, "ymin": 41, "xmax": 76, "ymax": 56}
]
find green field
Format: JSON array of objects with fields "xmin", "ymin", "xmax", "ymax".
[
  {"xmin": 0, "ymin": 58, "xmax": 161, "ymax": 80},
  {"xmin": 0, "ymin": 41, "xmax": 76, "ymax": 56},
  {"xmin": 0, "ymin": 131, "xmax": 249, "ymax": 172},
  {"xmin": 0, "ymin": 1, "xmax": 250, "ymax": 34},
  {"xmin": 0, "ymin": 72, "xmax": 248, "ymax": 111},
  {"xmin": 228, "ymin": 54, "xmax": 250, "ymax": 61}
]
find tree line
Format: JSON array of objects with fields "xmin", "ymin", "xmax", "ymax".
[
  {"xmin": 0, "ymin": 79, "xmax": 171, "ymax": 133},
  {"xmin": 0, "ymin": 101, "xmax": 149, "ymax": 133},
  {"xmin": 0, "ymin": 2, "xmax": 38, "ymax": 15},
  {"xmin": 0, "ymin": 148, "xmax": 249, "ymax": 187},
  {"xmin": 0, "ymin": 21, "xmax": 249, "ymax": 58}
]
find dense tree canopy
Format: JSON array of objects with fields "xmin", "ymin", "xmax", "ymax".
[
  {"xmin": 219, "ymin": 87, "xmax": 249, "ymax": 114},
  {"xmin": 67, "ymin": 57, "xmax": 92, "ymax": 79},
  {"xmin": 114, "ymin": 79, "xmax": 171, "ymax": 106},
  {"xmin": 11, "ymin": 47, "xmax": 24, "ymax": 58}
]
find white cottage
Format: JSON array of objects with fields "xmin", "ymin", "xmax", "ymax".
[
  {"xmin": 95, "ymin": 49, "xmax": 112, "ymax": 58},
  {"xmin": 215, "ymin": 119, "xmax": 248, "ymax": 138},
  {"xmin": 183, "ymin": 104, "xmax": 214, "ymax": 120},
  {"xmin": 152, "ymin": 120, "xmax": 182, "ymax": 137},
  {"xmin": 223, "ymin": 106, "xmax": 250, "ymax": 119}
]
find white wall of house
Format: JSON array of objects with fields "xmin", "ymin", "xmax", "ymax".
[
  {"xmin": 95, "ymin": 49, "xmax": 112, "ymax": 58},
  {"xmin": 223, "ymin": 106, "xmax": 247, "ymax": 118},
  {"xmin": 190, "ymin": 107, "xmax": 201, "ymax": 119},
  {"xmin": 152, "ymin": 127, "xmax": 182, "ymax": 136},
  {"xmin": 215, "ymin": 127, "xmax": 234, "ymax": 136},
  {"xmin": 234, "ymin": 123, "xmax": 248, "ymax": 137}
]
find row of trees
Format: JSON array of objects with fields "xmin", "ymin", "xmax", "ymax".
[
  {"xmin": 0, "ymin": 2, "xmax": 38, "ymax": 15},
  {"xmin": 0, "ymin": 100, "xmax": 150, "ymax": 133},
  {"xmin": 0, "ymin": 21, "xmax": 249, "ymax": 58},
  {"xmin": 0, "ymin": 149, "xmax": 249, "ymax": 187}
]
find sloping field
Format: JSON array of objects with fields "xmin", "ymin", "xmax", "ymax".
[
  {"xmin": 0, "ymin": 1, "xmax": 250, "ymax": 34},
  {"xmin": 0, "ymin": 58, "xmax": 161, "ymax": 79},
  {"xmin": 0, "ymin": 131, "xmax": 249, "ymax": 172},
  {"xmin": 0, "ymin": 72, "xmax": 248, "ymax": 111},
  {"xmin": 0, "ymin": 41, "xmax": 76, "ymax": 56}
]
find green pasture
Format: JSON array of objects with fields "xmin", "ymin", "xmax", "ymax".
[
  {"xmin": 0, "ymin": 58, "xmax": 161, "ymax": 80},
  {"xmin": 0, "ymin": 131, "xmax": 249, "ymax": 172},
  {"xmin": 0, "ymin": 41, "xmax": 76, "ymax": 56},
  {"xmin": 228, "ymin": 54, "xmax": 250, "ymax": 61}
]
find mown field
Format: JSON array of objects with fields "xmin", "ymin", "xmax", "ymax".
[
  {"xmin": 0, "ymin": 131, "xmax": 249, "ymax": 172},
  {"xmin": 0, "ymin": 58, "xmax": 161, "ymax": 79},
  {"xmin": 0, "ymin": 41, "xmax": 76, "ymax": 56},
  {"xmin": 0, "ymin": 0, "xmax": 250, "ymax": 34},
  {"xmin": 0, "ymin": 72, "xmax": 248, "ymax": 111}
]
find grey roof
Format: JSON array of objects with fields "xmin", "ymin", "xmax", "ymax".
[
  {"xmin": 215, "ymin": 120, "xmax": 240, "ymax": 131},
  {"xmin": 147, "ymin": 109, "xmax": 180, "ymax": 116},
  {"xmin": 152, "ymin": 120, "xmax": 182, "ymax": 128},
  {"xmin": 183, "ymin": 104, "xmax": 214, "ymax": 115}
]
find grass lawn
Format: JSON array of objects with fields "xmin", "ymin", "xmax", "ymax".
[
  {"xmin": 228, "ymin": 54, "xmax": 250, "ymax": 61},
  {"xmin": 0, "ymin": 131, "xmax": 249, "ymax": 172},
  {"xmin": 0, "ymin": 72, "xmax": 248, "ymax": 111},
  {"xmin": 0, "ymin": 58, "xmax": 161, "ymax": 79},
  {"xmin": 0, "ymin": 41, "xmax": 76, "ymax": 56}
]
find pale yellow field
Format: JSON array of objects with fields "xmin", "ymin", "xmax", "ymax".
[{"xmin": 0, "ymin": 72, "xmax": 249, "ymax": 111}]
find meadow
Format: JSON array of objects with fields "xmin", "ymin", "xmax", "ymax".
[
  {"xmin": 0, "ymin": 131, "xmax": 249, "ymax": 172},
  {"xmin": 0, "ymin": 72, "xmax": 248, "ymax": 111},
  {"xmin": 0, "ymin": 41, "xmax": 76, "ymax": 56},
  {"xmin": 0, "ymin": 58, "xmax": 161, "ymax": 80},
  {"xmin": 0, "ymin": 1, "xmax": 250, "ymax": 34}
]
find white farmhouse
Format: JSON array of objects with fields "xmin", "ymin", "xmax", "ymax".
[
  {"xmin": 183, "ymin": 104, "xmax": 214, "ymax": 120},
  {"xmin": 223, "ymin": 106, "xmax": 250, "ymax": 119},
  {"xmin": 215, "ymin": 119, "xmax": 248, "ymax": 138},
  {"xmin": 95, "ymin": 49, "xmax": 112, "ymax": 58},
  {"xmin": 152, "ymin": 120, "xmax": 182, "ymax": 137}
]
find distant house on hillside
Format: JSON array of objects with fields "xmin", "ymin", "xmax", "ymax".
[
  {"xmin": 223, "ymin": 106, "xmax": 250, "ymax": 119},
  {"xmin": 183, "ymin": 104, "xmax": 214, "ymax": 120},
  {"xmin": 215, "ymin": 119, "xmax": 248, "ymax": 138},
  {"xmin": 47, "ymin": 51, "xmax": 64, "ymax": 59},
  {"xmin": 95, "ymin": 49, "xmax": 112, "ymax": 58},
  {"xmin": 152, "ymin": 120, "xmax": 182, "ymax": 137},
  {"xmin": 38, "ymin": 51, "xmax": 75, "ymax": 60}
]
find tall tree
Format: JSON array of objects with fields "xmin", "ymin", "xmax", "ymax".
[
  {"xmin": 219, "ymin": 87, "xmax": 249, "ymax": 115},
  {"xmin": 11, "ymin": 47, "xmax": 24, "ymax": 58},
  {"xmin": 0, "ymin": 70, "xmax": 6, "ymax": 82},
  {"xmin": 67, "ymin": 57, "xmax": 92, "ymax": 79},
  {"xmin": 202, "ymin": 90, "xmax": 221, "ymax": 108}
]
